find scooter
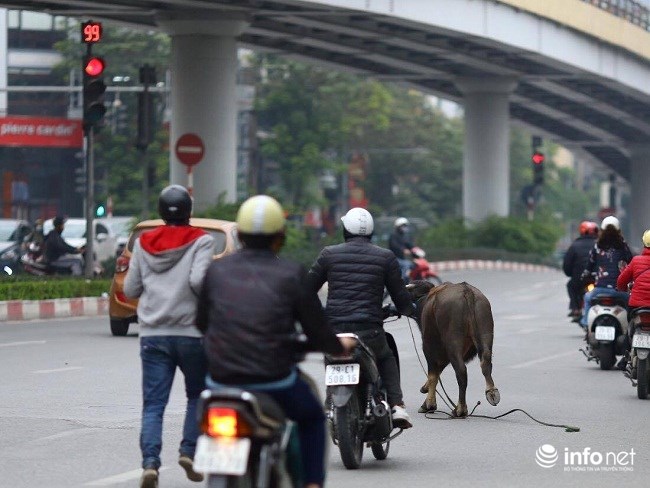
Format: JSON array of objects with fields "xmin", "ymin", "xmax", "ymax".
[
  {"xmin": 324, "ymin": 321, "xmax": 403, "ymax": 470},
  {"xmin": 193, "ymin": 335, "xmax": 310, "ymax": 487},
  {"xmin": 626, "ymin": 308, "xmax": 650, "ymax": 399},
  {"xmin": 581, "ymin": 291, "xmax": 629, "ymax": 370},
  {"xmin": 194, "ymin": 386, "xmax": 302, "ymax": 488},
  {"xmin": 408, "ymin": 247, "xmax": 442, "ymax": 285}
]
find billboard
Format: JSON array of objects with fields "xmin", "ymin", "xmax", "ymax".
[{"xmin": 0, "ymin": 116, "xmax": 83, "ymax": 148}]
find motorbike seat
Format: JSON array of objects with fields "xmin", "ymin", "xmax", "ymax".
[{"xmin": 591, "ymin": 293, "xmax": 627, "ymax": 308}]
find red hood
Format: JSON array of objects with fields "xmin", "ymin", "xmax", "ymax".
[{"xmin": 140, "ymin": 225, "xmax": 207, "ymax": 255}]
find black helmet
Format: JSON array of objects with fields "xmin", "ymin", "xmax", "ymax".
[{"xmin": 158, "ymin": 184, "xmax": 192, "ymax": 224}]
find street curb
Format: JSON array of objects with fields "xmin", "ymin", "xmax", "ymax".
[
  {"xmin": 0, "ymin": 260, "xmax": 556, "ymax": 323},
  {"xmin": 0, "ymin": 296, "xmax": 108, "ymax": 322},
  {"xmin": 430, "ymin": 259, "xmax": 557, "ymax": 273}
]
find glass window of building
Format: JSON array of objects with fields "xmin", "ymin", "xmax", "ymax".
[{"xmin": 20, "ymin": 12, "xmax": 53, "ymax": 31}]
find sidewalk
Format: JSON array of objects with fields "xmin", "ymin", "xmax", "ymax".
[{"xmin": 0, "ymin": 260, "xmax": 556, "ymax": 322}]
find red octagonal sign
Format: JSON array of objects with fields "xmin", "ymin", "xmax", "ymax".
[{"xmin": 175, "ymin": 133, "xmax": 204, "ymax": 167}]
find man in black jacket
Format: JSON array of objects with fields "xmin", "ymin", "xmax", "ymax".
[
  {"xmin": 389, "ymin": 217, "xmax": 415, "ymax": 282},
  {"xmin": 196, "ymin": 195, "xmax": 354, "ymax": 488},
  {"xmin": 43, "ymin": 216, "xmax": 83, "ymax": 275},
  {"xmin": 307, "ymin": 207, "xmax": 415, "ymax": 429},
  {"xmin": 563, "ymin": 221, "xmax": 598, "ymax": 320}
]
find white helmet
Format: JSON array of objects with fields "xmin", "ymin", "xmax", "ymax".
[
  {"xmin": 236, "ymin": 195, "xmax": 286, "ymax": 235},
  {"xmin": 341, "ymin": 207, "xmax": 374, "ymax": 236},
  {"xmin": 601, "ymin": 215, "xmax": 620, "ymax": 231},
  {"xmin": 394, "ymin": 217, "xmax": 409, "ymax": 228}
]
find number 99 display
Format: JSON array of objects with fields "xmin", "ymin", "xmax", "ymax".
[{"xmin": 81, "ymin": 21, "xmax": 102, "ymax": 44}]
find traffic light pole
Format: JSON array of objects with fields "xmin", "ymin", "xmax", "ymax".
[{"xmin": 84, "ymin": 43, "xmax": 95, "ymax": 279}]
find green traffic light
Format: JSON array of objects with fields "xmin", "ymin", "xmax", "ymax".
[{"xmin": 95, "ymin": 204, "xmax": 106, "ymax": 217}]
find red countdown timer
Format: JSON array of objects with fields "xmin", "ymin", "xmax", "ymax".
[{"xmin": 81, "ymin": 21, "xmax": 102, "ymax": 43}]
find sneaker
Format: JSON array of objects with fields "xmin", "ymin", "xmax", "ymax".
[
  {"xmin": 140, "ymin": 468, "xmax": 158, "ymax": 488},
  {"xmin": 391, "ymin": 404, "xmax": 413, "ymax": 429},
  {"xmin": 179, "ymin": 455, "xmax": 204, "ymax": 482}
]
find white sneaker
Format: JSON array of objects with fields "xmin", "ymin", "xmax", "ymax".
[{"xmin": 391, "ymin": 404, "xmax": 413, "ymax": 429}]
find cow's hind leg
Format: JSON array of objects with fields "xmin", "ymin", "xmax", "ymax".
[
  {"xmin": 479, "ymin": 341, "xmax": 500, "ymax": 406},
  {"xmin": 418, "ymin": 371, "xmax": 440, "ymax": 413},
  {"xmin": 449, "ymin": 355, "xmax": 468, "ymax": 417}
]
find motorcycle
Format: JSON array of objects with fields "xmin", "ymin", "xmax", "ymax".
[
  {"xmin": 193, "ymin": 386, "xmax": 302, "ymax": 488},
  {"xmin": 21, "ymin": 242, "xmax": 85, "ymax": 276},
  {"xmin": 581, "ymin": 291, "xmax": 629, "ymax": 370},
  {"xmin": 324, "ymin": 325, "xmax": 404, "ymax": 470},
  {"xmin": 193, "ymin": 335, "xmax": 310, "ymax": 487},
  {"xmin": 408, "ymin": 247, "xmax": 442, "ymax": 285},
  {"xmin": 627, "ymin": 308, "xmax": 650, "ymax": 399}
]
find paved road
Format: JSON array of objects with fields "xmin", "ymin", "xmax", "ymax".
[{"xmin": 0, "ymin": 269, "xmax": 647, "ymax": 487}]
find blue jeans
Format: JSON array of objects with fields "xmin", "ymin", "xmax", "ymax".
[
  {"xmin": 207, "ymin": 371, "xmax": 326, "ymax": 486},
  {"xmin": 140, "ymin": 336, "xmax": 207, "ymax": 469},
  {"xmin": 580, "ymin": 288, "xmax": 629, "ymax": 327},
  {"xmin": 397, "ymin": 258, "xmax": 413, "ymax": 282}
]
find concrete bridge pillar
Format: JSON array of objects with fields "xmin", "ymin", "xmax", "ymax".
[
  {"xmin": 629, "ymin": 144, "xmax": 650, "ymax": 247},
  {"xmin": 157, "ymin": 14, "xmax": 248, "ymax": 211},
  {"xmin": 456, "ymin": 77, "xmax": 518, "ymax": 223}
]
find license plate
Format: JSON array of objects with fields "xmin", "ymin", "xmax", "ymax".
[
  {"xmin": 594, "ymin": 326, "xmax": 615, "ymax": 341},
  {"xmin": 193, "ymin": 435, "xmax": 250, "ymax": 475},
  {"xmin": 325, "ymin": 363, "xmax": 360, "ymax": 386},
  {"xmin": 632, "ymin": 333, "xmax": 650, "ymax": 349}
]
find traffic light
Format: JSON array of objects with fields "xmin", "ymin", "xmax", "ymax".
[
  {"xmin": 94, "ymin": 203, "xmax": 106, "ymax": 218},
  {"xmin": 83, "ymin": 55, "xmax": 107, "ymax": 130},
  {"xmin": 532, "ymin": 151, "xmax": 545, "ymax": 185}
]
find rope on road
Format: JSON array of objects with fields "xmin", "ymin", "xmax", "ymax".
[{"xmin": 404, "ymin": 317, "xmax": 580, "ymax": 433}]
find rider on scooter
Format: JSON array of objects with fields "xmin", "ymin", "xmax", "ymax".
[
  {"xmin": 563, "ymin": 221, "xmax": 598, "ymax": 321},
  {"xmin": 43, "ymin": 216, "xmax": 84, "ymax": 276},
  {"xmin": 579, "ymin": 216, "xmax": 632, "ymax": 329},
  {"xmin": 389, "ymin": 217, "xmax": 416, "ymax": 282},
  {"xmin": 196, "ymin": 195, "xmax": 355, "ymax": 488},
  {"xmin": 617, "ymin": 229, "xmax": 650, "ymax": 369}
]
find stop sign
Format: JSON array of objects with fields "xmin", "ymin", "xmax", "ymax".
[{"xmin": 175, "ymin": 133, "xmax": 204, "ymax": 166}]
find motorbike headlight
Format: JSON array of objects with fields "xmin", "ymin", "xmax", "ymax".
[{"xmin": 0, "ymin": 248, "xmax": 18, "ymax": 261}]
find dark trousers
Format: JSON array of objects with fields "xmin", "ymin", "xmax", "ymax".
[
  {"xmin": 566, "ymin": 278, "xmax": 583, "ymax": 311},
  {"xmin": 355, "ymin": 328, "xmax": 403, "ymax": 406}
]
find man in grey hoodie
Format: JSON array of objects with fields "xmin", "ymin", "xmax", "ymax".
[{"xmin": 124, "ymin": 185, "xmax": 214, "ymax": 488}]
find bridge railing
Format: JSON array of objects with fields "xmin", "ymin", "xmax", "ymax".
[{"xmin": 582, "ymin": 0, "xmax": 650, "ymax": 31}]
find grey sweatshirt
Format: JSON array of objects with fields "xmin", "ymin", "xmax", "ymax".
[{"xmin": 124, "ymin": 225, "xmax": 214, "ymax": 337}]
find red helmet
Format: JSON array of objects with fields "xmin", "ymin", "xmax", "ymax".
[{"xmin": 579, "ymin": 221, "xmax": 598, "ymax": 236}]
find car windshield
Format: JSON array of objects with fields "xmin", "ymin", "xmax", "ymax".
[
  {"xmin": 0, "ymin": 221, "xmax": 18, "ymax": 242},
  {"xmin": 127, "ymin": 227, "xmax": 228, "ymax": 254}
]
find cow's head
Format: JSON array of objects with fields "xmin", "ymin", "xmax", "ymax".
[{"xmin": 405, "ymin": 280, "xmax": 437, "ymax": 329}]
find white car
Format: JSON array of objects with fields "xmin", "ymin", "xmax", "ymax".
[
  {"xmin": 43, "ymin": 218, "xmax": 118, "ymax": 264},
  {"xmin": 101, "ymin": 216, "xmax": 136, "ymax": 257}
]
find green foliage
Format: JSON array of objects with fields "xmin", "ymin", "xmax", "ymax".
[
  {"xmin": 195, "ymin": 194, "xmax": 240, "ymax": 222},
  {"xmin": 0, "ymin": 277, "xmax": 111, "ymax": 301},
  {"xmin": 420, "ymin": 215, "xmax": 564, "ymax": 257}
]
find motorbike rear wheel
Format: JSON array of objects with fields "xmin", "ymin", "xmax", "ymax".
[
  {"xmin": 637, "ymin": 358, "xmax": 649, "ymax": 400},
  {"xmin": 110, "ymin": 317, "xmax": 130, "ymax": 336},
  {"xmin": 370, "ymin": 440, "xmax": 390, "ymax": 460},
  {"xmin": 207, "ymin": 473, "xmax": 254, "ymax": 488},
  {"xmin": 598, "ymin": 343, "xmax": 616, "ymax": 370},
  {"xmin": 334, "ymin": 392, "xmax": 364, "ymax": 469}
]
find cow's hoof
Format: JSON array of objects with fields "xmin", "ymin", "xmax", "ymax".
[
  {"xmin": 452, "ymin": 405, "xmax": 468, "ymax": 418},
  {"xmin": 418, "ymin": 401, "xmax": 436, "ymax": 413},
  {"xmin": 486, "ymin": 388, "xmax": 501, "ymax": 406}
]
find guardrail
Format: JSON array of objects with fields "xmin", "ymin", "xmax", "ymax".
[{"xmin": 582, "ymin": 0, "xmax": 650, "ymax": 31}]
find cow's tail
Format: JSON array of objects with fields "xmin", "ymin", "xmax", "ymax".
[{"xmin": 462, "ymin": 283, "xmax": 479, "ymax": 362}]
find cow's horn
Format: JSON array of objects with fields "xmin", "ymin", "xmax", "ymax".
[{"xmin": 405, "ymin": 283, "xmax": 415, "ymax": 290}]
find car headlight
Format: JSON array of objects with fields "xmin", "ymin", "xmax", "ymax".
[{"xmin": 0, "ymin": 248, "xmax": 18, "ymax": 261}]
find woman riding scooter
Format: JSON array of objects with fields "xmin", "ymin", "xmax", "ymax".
[{"xmin": 579, "ymin": 216, "xmax": 632, "ymax": 330}]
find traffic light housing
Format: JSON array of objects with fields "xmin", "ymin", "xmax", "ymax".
[
  {"xmin": 532, "ymin": 151, "xmax": 545, "ymax": 185},
  {"xmin": 83, "ymin": 55, "xmax": 107, "ymax": 130}
]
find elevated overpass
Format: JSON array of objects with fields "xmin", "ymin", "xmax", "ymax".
[{"xmin": 5, "ymin": 0, "xmax": 650, "ymax": 237}]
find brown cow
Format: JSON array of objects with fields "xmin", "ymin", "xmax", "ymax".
[{"xmin": 406, "ymin": 280, "xmax": 500, "ymax": 417}]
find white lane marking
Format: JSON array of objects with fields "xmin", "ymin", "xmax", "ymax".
[
  {"xmin": 33, "ymin": 366, "xmax": 83, "ymax": 374},
  {"xmin": 513, "ymin": 328, "xmax": 539, "ymax": 335},
  {"xmin": 500, "ymin": 314, "xmax": 536, "ymax": 321},
  {"xmin": 85, "ymin": 467, "xmax": 170, "ymax": 486},
  {"xmin": 0, "ymin": 340, "xmax": 46, "ymax": 347},
  {"xmin": 510, "ymin": 351, "xmax": 576, "ymax": 369}
]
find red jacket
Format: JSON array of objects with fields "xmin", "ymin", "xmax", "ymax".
[{"xmin": 617, "ymin": 248, "xmax": 650, "ymax": 307}]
